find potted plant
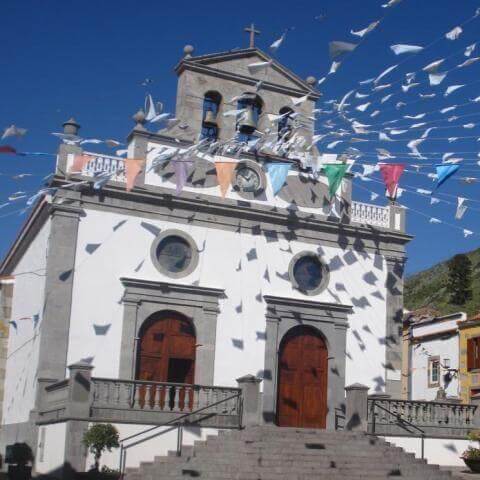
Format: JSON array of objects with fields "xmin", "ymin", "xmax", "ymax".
[
  {"xmin": 5, "ymin": 442, "xmax": 34, "ymax": 480},
  {"xmin": 82, "ymin": 424, "xmax": 120, "ymax": 479},
  {"xmin": 462, "ymin": 430, "xmax": 480, "ymax": 472}
]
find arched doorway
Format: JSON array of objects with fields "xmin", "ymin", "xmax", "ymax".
[
  {"xmin": 136, "ymin": 312, "xmax": 196, "ymax": 409},
  {"xmin": 276, "ymin": 326, "xmax": 328, "ymax": 428}
]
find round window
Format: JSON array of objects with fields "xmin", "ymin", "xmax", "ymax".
[
  {"xmin": 290, "ymin": 253, "xmax": 329, "ymax": 295},
  {"xmin": 156, "ymin": 236, "xmax": 192, "ymax": 273}
]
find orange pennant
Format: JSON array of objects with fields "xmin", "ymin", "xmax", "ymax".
[
  {"xmin": 125, "ymin": 159, "xmax": 145, "ymax": 192},
  {"xmin": 70, "ymin": 154, "xmax": 93, "ymax": 173},
  {"xmin": 215, "ymin": 162, "xmax": 236, "ymax": 198}
]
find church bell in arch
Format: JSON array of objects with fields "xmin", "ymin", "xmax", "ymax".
[
  {"xmin": 238, "ymin": 106, "xmax": 257, "ymax": 134},
  {"xmin": 203, "ymin": 109, "xmax": 218, "ymax": 127}
]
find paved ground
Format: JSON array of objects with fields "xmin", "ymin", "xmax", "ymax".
[{"xmin": 442, "ymin": 466, "xmax": 480, "ymax": 479}]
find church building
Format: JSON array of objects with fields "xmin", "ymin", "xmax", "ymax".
[{"xmin": 0, "ymin": 36, "xmax": 411, "ymax": 476}]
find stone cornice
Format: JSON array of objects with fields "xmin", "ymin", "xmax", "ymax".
[
  {"xmin": 263, "ymin": 295, "xmax": 352, "ymax": 314},
  {"xmin": 120, "ymin": 277, "xmax": 225, "ymax": 301},
  {"xmin": 174, "ymin": 47, "xmax": 320, "ymax": 98}
]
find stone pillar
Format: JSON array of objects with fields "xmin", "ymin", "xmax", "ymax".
[
  {"xmin": 384, "ymin": 256, "xmax": 406, "ymax": 398},
  {"xmin": 63, "ymin": 363, "xmax": 94, "ymax": 478},
  {"xmin": 36, "ymin": 204, "xmax": 83, "ymax": 381},
  {"xmin": 389, "ymin": 203, "xmax": 406, "ymax": 232},
  {"xmin": 345, "ymin": 383, "xmax": 369, "ymax": 432},
  {"xmin": 237, "ymin": 375, "xmax": 262, "ymax": 428},
  {"xmin": 57, "ymin": 118, "xmax": 82, "ymax": 175}
]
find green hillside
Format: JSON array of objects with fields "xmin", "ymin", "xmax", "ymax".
[{"xmin": 404, "ymin": 247, "xmax": 480, "ymax": 317}]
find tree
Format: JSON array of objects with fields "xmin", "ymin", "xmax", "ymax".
[
  {"xmin": 447, "ymin": 254, "xmax": 473, "ymax": 305},
  {"xmin": 83, "ymin": 424, "xmax": 119, "ymax": 471}
]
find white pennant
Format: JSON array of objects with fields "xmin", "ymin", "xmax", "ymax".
[{"xmin": 455, "ymin": 197, "xmax": 467, "ymax": 220}]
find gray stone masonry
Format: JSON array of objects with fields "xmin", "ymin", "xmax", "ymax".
[
  {"xmin": 236, "ymin": 375, "xmax": 262, "ymax": 427},
  {"xmin": 123, "ymin": 425, "xmax": 461, "ymax": 480},
  {"xmin": 345, "ymin": 383, "xmax": 370, "ymax": 432}
]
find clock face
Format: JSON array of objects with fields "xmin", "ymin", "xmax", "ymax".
[{"xmin": 235, "ymin": 166, "xmax": 261, "ymax": 193}]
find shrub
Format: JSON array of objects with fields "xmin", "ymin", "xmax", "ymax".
[{"xmin": 83, "ymin": 424, "xmax": 120, "ymax": 471}]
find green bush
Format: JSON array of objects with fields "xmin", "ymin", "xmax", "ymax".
[
  {"xmin": 83, "ymin": 424, "xmax": 119, "ymax": 471},
  {"xmin": 463, "ymin": 430, "xmax": 480, "ymax": 459}
]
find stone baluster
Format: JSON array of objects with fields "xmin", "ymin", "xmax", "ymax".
[{"xmin": 133, "ymin": 383, "xmax": 142, "ymax": 408}]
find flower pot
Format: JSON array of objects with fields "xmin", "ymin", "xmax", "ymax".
[{"xmin": 463, "ymin": 457, "xmax": 480, "ymax": 473}]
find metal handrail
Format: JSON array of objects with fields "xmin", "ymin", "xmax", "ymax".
[
  {"xmin": 370, "ymin": 399, "xmax": 426, "ymax": 459},
  {"xmin": 118, "ymin": 390, "xmax": 242, "ymax": 477}
]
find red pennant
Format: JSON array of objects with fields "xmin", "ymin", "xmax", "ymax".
[
  {"xmin": 0, "ymin": 145, "xmax": 17, "ymax": 155},
  {"xmin": 379, "ymin": 163, "xmax": 405, "ymax": 199}
]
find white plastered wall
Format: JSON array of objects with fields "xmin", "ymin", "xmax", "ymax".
[
  {"xmin": 35, "ymin": 423, "xmax": 67, "ymax": 475},
  {"xmin": 66, "ymin": 208, "xmax": 388, "ymax": 392},
  {"xmin": 2, "ymin": 219, "xmax": 51, "ymax": 424}
]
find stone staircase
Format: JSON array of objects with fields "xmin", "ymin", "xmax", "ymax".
[{"xmin": 124, "ymin": 426, "xmax": 460, "ymax": 479}]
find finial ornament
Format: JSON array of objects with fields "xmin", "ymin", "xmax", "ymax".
[
  {"xmin": 183, "ymin": 45, "xmax": 194, "ymax": 58},
  {"xmin": 63, "ymin": 117, "xmax": 80, "ymax": 135},
  {"xmin": 132, "ymin": 109, "xmax": 146, "ymax": 131}
]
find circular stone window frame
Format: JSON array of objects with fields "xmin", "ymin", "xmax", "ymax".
[
  {"xmin": 150, "ymin": 229, "xmax": 200, "ymax": 279},
  {"xmin": 288, "ymin": 251, "xmax": 330, "ymax": 296},
  {"xmin": 232, "ymin": 159, "xmax": 267, "ymax": 199}
]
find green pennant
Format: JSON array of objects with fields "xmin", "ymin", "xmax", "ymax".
[{"xmin": 323, "ymin": 163, "xmax": 348, "ymax": 199}]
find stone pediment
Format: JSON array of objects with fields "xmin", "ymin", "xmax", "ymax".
[{"xmin": 176, "ymin": 48, "xmax": 320, "ymax": 98}]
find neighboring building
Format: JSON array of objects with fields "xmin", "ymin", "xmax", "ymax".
[
  {"xmin": 0, "ymin": 276, "xmax": 14, "ymax": 423},
  {"xmin": 0, "ymin": 41, "xmax": 411, "ymax": 476},
  {"xmin": 402, "ymin": 310, "xmax": 465, "ymax": 401},
  {"xmin": 459, "ymin": 312, "xmax": 480, "ymax": 403}
]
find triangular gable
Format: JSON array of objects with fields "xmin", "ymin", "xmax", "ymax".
[{"xmin": 177, "ymin": 48, "xmax": 319, "ymax": 98}]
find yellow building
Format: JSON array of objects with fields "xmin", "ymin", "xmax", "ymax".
[{"xmin": 458, "ymin": 313, "xmax": 480, "ymax": 404}]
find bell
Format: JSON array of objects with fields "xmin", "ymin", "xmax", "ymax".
[
  {"xmin": 239, "ymin": 106, "xmax": 257, "ymax": 134},
  {"xmin": 203, "ymin": 109, "xmax": 218, "ymax": 127}
]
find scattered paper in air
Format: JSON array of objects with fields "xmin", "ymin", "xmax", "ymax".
[
  {"xmin": 445, "ymin": 26, "xmax": 463, "ymax": 41},
  {"xmin": 351, "ymin": 21, "xmax": 380, "ymax": 38}
]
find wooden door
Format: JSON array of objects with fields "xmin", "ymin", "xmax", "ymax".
[
  {"xmin": 136, "ymin": 313, "xmax": 196, "ymax": 409},
  {"xmin": 276, "ymin": 327, "xmax": 328, "ymax": 428}
]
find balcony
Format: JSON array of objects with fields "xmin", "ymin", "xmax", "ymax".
[
  {"xmin": 37, "ymin": 365, "xmax": 242, "ymax": 429},
  {"xmin": 351, "ymin": 201, "xmax": 405, "ymax": 232},
  {"xmin": 66, "ymin": 152, "xmax": 126, "ymax": 183}
]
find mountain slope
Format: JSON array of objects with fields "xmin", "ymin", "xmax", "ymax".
[{"xmin": 404, "ymin": 247, "xmax": 480, "ymax": 317}]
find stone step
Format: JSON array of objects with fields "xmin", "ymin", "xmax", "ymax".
[{"xmin": 123, "ymin": 427, "xmax": 454, "ymax": 480}]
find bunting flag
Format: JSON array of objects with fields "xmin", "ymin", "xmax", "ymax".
[
  {"xmin": 0, "ymin": 145, "xmax": 17, "ymax": 155},
  {"xmin": 456, "ymin": 197, "xmax": 467, "ymax": 219},
  {"xmin": 70, "ymin": 154, "xmax": 93, "ymax": 173},
  {"xmin": 266, "ymin": 162, "xmax": 291, "ymax": 195},
  {"xmin": 174, "ymin": 160, "xmax": 192, "ymax": 196},
  {"xmin": 379, "ymin": 163, "xmax": 405, "ymax": 199},
  {"xmin": 215, "ymin": 161, "xmax": 237, "ymax": 198},
  {"xmin": 125, "ymin": 159, "xmax": 145, "ymax": 192},
  {"xmin": 435, "ymin": 164, "xmax": 460, "ymax": 189},
  {"xmin": 323, "ymin": 163, "xmax": 348, "ymax": 199}
]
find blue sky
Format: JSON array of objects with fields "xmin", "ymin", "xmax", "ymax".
[{"xmin": 1, "ymin": 0, "xmax": 479, "ymax": 275}]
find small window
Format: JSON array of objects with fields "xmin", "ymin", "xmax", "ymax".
[
  {"xmin": 289, "ymin": 252, "xmax": 329, "ymax": 296},
  {"xmin": 443, "ymin": 358, "xmax": 450, "ymax": 369},
  {"xmin": 428, "ymin": 356, "xmax": 440, "ymax": 388},
  {"xmin": 468, "ymin": 337, "xmax": 480, "ymax": 371},
  {"xmin": 151, "ymin": 230, "xmax": 199, "ymax": 279}
]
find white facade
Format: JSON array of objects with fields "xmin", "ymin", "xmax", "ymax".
[{"xmin": 408, "ymin": 313, "xmax": 465, "ymax": 401}]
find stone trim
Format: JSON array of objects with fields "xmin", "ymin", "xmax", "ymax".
[
  {"xmin": 262, "ymin": 295, "xmax": 351, "ymax": 429},
  {"xmin": 119, "ymin": 278, "xmax": 224, "ymax": 384},
  {"xmin": 175, "ymin": 47, "xmax": 320, "ymax": 99},
  {"xmin": 37, "ymin": 204, "xmax": 84, "ymax": 381},
  {"xmin": 288, "ymin": 251, "xmax": 330, "ymax": 297},
  {"xmin": 50, "ymin": 183, "xmax": 412, "ymax": 257},
  {"xmin": 150, "ymin": 229, "xmax": 200, "ymax": 279}
]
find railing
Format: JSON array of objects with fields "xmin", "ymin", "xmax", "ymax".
[
  {"xmin": 70, "ymin": 152, "xmax": 126, "ymax": 182},
  {"xmin": 91, "ymin": 378, "xmax": 241, "ymax": 417},
  {"xmin": 351, "ymin": 201, "xmax": 390, "ymax": 229},
  {"xmin": 118, "ymin": 391, "xmax": 243, "ymax": 477},
  {"xmin": 368, "ymin": 398, "xmax": 478, "ymax": 439}
]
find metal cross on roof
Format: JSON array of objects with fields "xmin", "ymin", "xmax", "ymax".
[{"xmin": 244, "ymin": 23, "xmax": 261, "ymax": 48}]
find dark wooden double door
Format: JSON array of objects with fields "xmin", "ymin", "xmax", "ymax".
[
  {"xmin": 276, "ymin": 326, "xmax": 328, "ymax": 428},
  {"xmin": 136, "ymin": 313, "xmax": 196, "ymax": 410}
]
